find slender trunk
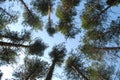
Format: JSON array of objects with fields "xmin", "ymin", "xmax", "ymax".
[
  {"xmin": 45, "ymin": 59, "xmax": 56, "ymax": 80},
  {"xmin": 48, "ymin": 0, "xmax": 51, "ymax": 21},
  {"xmin": 48, "ymin": 0, "xmax": 51, "ymax": 28},
  {"xmin": 19, "ymin": 0, "xmax": 34, "ymax": 18},
  {"xmin": 94, "ymin": 47, "xmax": 120, "ymax": 50},
  {"xmin": 92, "ymin": 0, "xmax": 119, "ymax": 22},
  {"xmin": 0, "ymin": 33, "xmax": 24, "ymax": 41},
  {"xmin": 89, "ymin": 5, "xmax": 111, "ymax": 25},
  {"xmin": 71, "ymin": 65, "xmax": 89, "ymax": 80},
  {"xmin": 87, "ymin": 0, "xmax": 118, "ymax": 27},
  {"xmin": 0, "ymin": 41, "xmax": 29, "ymax": 48},
  {"xmin": 100, "ymin": 0, "xmax": 119, "ymax": 15},
  {"xmin": 25, "ymin": 68, "xmax": 37, "ymax": 80},
  {"xmin": 98, "ymin": 5, "xmax": 111, "ymax": 17},
  {"xmin": 0, "ymin": 7, "xmax": 14, "ymax": 18}
]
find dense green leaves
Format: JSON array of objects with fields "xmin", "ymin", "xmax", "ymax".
[
  {"xmin": 56, "ymin": 2, "xmax": 80, "ymax": 38},
  {"xmin": 22, "ymin": 11, "xmax": 43, "ymax": 30},
  {"xmin": 65, "ymin": 53, "xmax": 88, "ymax": 80},
  {"xmin": 45, "ymin": 43, "xmax": 66, "ymax": 80},
  {"xmin": 49, "ymin": 43, "xmax": 66, "ymax": 66},
  {"xmin": 13, "ymin": 57, "xmax": 49, "ymax": 79},
  {"xmin": 106, "ymin": 0, "xmax": 120, "ymax": 6},
  {"xmin": 87, "ymin": 63, "xmax": 114, "ymax": 80},
  {"xmin": 0, "ymin": 47, "xmax": 17, "ymax": 64},
  {"xmin": 46, "ymin": 20, "xmax": 56, "ymax": 36},
  {"xmin": 0, "ymin": 7, "xmax": 18, "ymax": 30},
  {"xmin": 32, "ymin": 0, "xmax": 54, "ymax": 16},
  {"xmin": 0, "ymin": 29, "xmax": 31, "ymax": 43},
  {"xmin": 81, "ymin": 0, "xmax": 106, "ymax": 29},
  {"xmin": 62, "ymin": 0, "xmax": 80, "ymax": 8},
  {"xmin": 29, "ymin": 39, "xmax": 48, "ymax": 56}
]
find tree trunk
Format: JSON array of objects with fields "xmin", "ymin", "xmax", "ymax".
[
  {"xmin": 87, "ymin": 0, "xmax": 119, "ymax": 27},
  {"xmin": 0, "ymin": 7, "xmax": 14, "ymax": 18},
  {"xmin": 98, "ymin": 5, "xmax": 111, "ymax": 17},
  {"xmin": 25, "ymin": 68, "xmax": 37, "ymax": 80},
  {"xmin": 71, "ymin": 65, "xmax": 89, "ymax": 80},
  {"xmin": 0, "ymin": 33, "xmax": 24, "ymax": 41},
  {"xmin": 0, "ymin": 41, "xmax": 29, "ymax": 48},
  {"xmin": 45, "ymin": 59, "xmax": 56, "ymax": 80},
  {"xmin": 92, "ymin": 0, "xmax": 119, "ymax": 23},
  {"xmin": 94, "ymin": 47, "xmax": 120, "ymax": 50},
  {"xmin": 19, "ymin": 0, "xmax": 34, "ymax": 18},
  {"xmin": 47, "ymin": 0, "xmax": 51, "ymax": 28}
]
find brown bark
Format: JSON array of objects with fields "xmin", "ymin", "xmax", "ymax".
[
  {"xmin": 45, "ymin": 59, "xmax": 56, "ymax": 80},
  {"xmin": 48, "ymin": 0, "xmax": 51, "ymax": 21},
  {"xmin": 71, "ymin": 65, "xmax": 89, "ymax": 80}
]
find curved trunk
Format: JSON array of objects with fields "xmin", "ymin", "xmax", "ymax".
[
  {"xmin": 71, "ymin": 65, "xmax": 89, "ymax": 80},
  {"xmin": 45, "ymin": 59, "xmax": 56, "ymax": 80},
  {"xmin": 0, "ymin": 41, "xmax": 29, "ymax": 48}
]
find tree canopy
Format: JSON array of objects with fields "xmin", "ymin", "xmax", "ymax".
[{"xmin": 0, "ymin": 0, "xmax": 120, "ymax": 80}]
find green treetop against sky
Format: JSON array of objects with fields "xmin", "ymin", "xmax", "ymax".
[{"xmin": 0, "ymin": 0, "xmax": 120, "ymax": 80}]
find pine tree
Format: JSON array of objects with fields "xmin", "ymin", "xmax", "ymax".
[{"xmin": 45, "ymin": 43, "xmax": 66, "ymax": 80}]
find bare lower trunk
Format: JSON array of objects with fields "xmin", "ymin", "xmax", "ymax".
[
  {"xmin": 48, "ymin": 0, "xmax": 51, "ymax": 21},
  {"xmin": 45, "ymin": 59, "xmax": 56, "ymax": 80}
]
